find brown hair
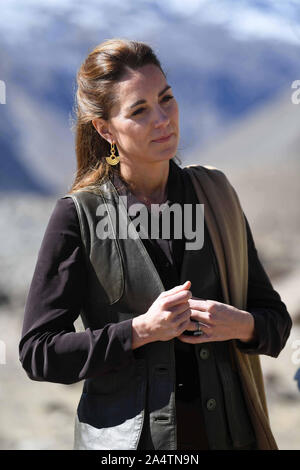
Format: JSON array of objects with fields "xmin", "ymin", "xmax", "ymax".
[{"xmin": 68, "ymin": 38, "xmax": 181, "ymax": 194}]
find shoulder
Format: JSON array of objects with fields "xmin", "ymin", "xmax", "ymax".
[
  {"xmin": 184, "ymin": 163, "xmax": 244, "ymax": 213},
  {"xmin": 183, "ymin": 163, "xmax": 232, "ymax": 191},
  {"xmin": 33, "ymin": 197, "xmax": 83, "ymax": 267},
  {"xmin": 183, "ymin": 163, "xmax": 227, "ymax": 180},
  {"xmin": 46, "ymin": 196, "xmax": 80, "ymax": 236}
]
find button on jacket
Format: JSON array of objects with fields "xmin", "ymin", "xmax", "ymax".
[{"xmin": 19, "ymin": 159, "xmax": 292, "ymax": 450}]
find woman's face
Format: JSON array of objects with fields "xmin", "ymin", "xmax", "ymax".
[{"xmin": 94, "ymin": 64, "xmax": 179, "ymax": 166}]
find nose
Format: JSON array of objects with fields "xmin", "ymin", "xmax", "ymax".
[{"xmin": 154, "ymin": 105, "xmax": 170, "ymax": 128}]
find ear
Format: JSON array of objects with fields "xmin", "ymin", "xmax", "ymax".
[{"xmin": 92, "ymin": 118, "xmax": 113, "ymax": 144}]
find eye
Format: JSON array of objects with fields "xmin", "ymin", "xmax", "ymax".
[
  {"xmin": 132, "ymin": 107, "xmax": 145, "ymax": 116},
  {"xmin": 162, "ymin": 94, "xmax": 174, "ymax": 103},
  {"xmin": 131, "ymin": 95, "xmax": 174, "ymax": 117}
]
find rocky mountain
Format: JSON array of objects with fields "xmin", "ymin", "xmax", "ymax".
[{"xmin": 0, "ymin": 0, "xmax": 300, "ymax": 194}]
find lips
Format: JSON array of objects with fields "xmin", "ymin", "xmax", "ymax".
[{"xmin": 152, "ymin": 133, "xmax": 173, "ymax": 142}]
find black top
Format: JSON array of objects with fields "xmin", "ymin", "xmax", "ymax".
[{"xmin": 19, "ymin": 160, "xmax": 292, "ymax": 388}]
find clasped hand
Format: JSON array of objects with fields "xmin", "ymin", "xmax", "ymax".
[
  {"xmin": 178, "ymin": 283, "xmax": 255, "ymax": 345},
  {"xmin": 137, "ymin": 280, "xmax": 256, "ymax": 348}
]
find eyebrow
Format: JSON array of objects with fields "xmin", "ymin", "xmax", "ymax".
[{"xmin": 128, "ymin": 84, "xmax": 172, "ymax": 110}]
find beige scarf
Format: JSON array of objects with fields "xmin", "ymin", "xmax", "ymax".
[{"xmin": 187, "ymin": 164, "xmax": 278, "ymax": 450}]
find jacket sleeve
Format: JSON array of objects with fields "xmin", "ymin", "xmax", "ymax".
[
  {"xmin": 236, "ymin": 214, "xmax": 292, "ymax": 357},
  {"xmin": 19, "ymin": 197, "xmax": 136, "ymax": 385}
]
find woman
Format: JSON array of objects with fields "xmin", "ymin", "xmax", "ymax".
[{"xmin": 19, "ymin": 38, "xmax": 292, "ymax": 450}]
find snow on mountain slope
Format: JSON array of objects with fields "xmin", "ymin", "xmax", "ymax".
[{"xmin": 1, "ymin": 0, "xmax": 299, "ymax": 193}]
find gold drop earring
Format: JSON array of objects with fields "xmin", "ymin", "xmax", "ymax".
[{"xmin": 105, "ymin": 141, "xmax": 120, "ymax": 166}]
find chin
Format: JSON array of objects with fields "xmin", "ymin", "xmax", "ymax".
[{"xmin": 143, "ymin": 147, "xmax": 178, "ymax": 164}]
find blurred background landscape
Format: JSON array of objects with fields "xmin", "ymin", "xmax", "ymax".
[{"xmin": 0, "ymin": 0, "xmax": 299, "ymax": 450}]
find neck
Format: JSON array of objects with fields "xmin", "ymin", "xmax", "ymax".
[{"xmin": 120, "ymin": 159, "xmax": 170, "ymax": 203}]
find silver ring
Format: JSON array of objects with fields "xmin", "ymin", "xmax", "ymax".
[{"xmin": 194, "ymin": 321, "xmax": 203, "ymax": 336}]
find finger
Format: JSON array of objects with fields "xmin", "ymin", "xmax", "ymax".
[
  {"xmin": 162, "ymin": 280, "xmax": 191, "ymax": 298},
  {"xmin": 176, "ymin": 313, "xmax": 210, "ymax": 334},
  {"xmin": 176, "ymin": 315, "xmax": 194, "ymax": 334},
  {"xmin": 174, "ymin": 308, "xmax": 196, "ymax": 329},
  {"xmin": 183, "ymin": 318, "xmax": 213, "ymax": 336},
  {"xmin": 163, "ymin": 289, "xmax": 192, "ymax": 309},
  {"xmin": 188, "ymin": 298, "xmax": 208, "ymax": 311},
  {"xmin": 177, "ymin": 333, "xmax": 211, "ymax": 344},
  {"xmin": 183, "ymin": 319, "xmax": 211, "ymax": 332},
  {"xmin": 172, "ymin": 304, "xmax": 192, "ymax": 319},
  {"xmin": 189, "ymin": 309, "xmax": 212, "ymax": 325}
]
